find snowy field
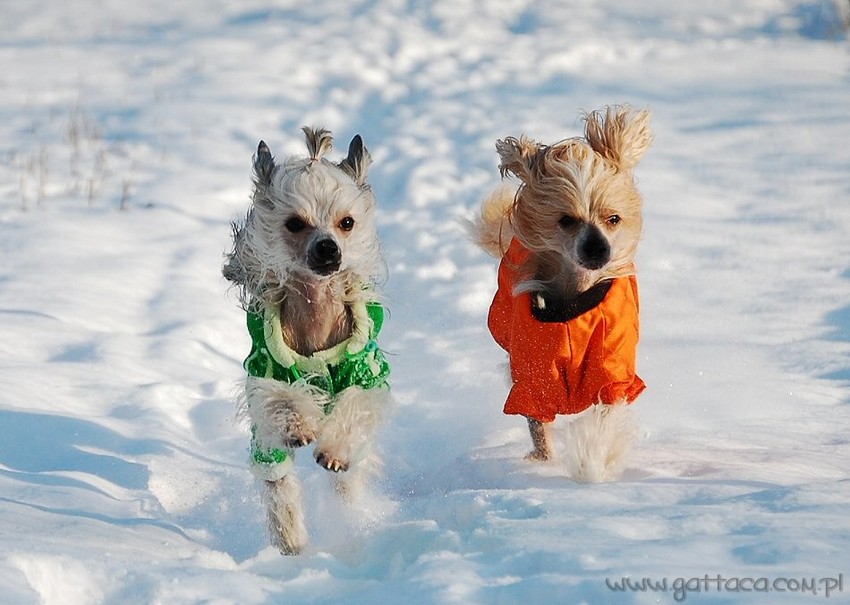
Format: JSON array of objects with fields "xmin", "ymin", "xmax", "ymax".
[{"xmin": 1, "ymin": 1, "xmax": 850, "ymax": 603}]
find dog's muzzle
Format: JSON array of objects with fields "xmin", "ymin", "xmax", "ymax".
[
  {"xmin": 577, "ymin": 225, "xmax": 611, "ymax": 270},
  {"xmin": 308, "ymin": 237, "xmax": 342, "ymax": 275}
]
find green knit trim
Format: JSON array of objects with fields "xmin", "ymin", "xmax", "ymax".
[
  {"xmin": 252, "ymin": 442, "xmax": 290, "ymax": 465},
  {"xmin": 249, "ymin": 424, "xmax": 293, "ymax": 479}
]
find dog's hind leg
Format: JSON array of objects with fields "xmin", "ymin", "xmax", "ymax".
[
  {"xmin": 525, "ymin": 417, "xmax": 554, "ymax": 461},
  {"xmin": 563, "ymin": 403, "xmax": 637, "ymax": 483},
  {"xmin": 265, "ymin": 474, "xmax": 308, "ymax": 555}
]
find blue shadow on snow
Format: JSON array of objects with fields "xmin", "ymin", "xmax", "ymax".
[{"xmin": 0, "ymin": 410, "xmax": 165, "ymax": 491}]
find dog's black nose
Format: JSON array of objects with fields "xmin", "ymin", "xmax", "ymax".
[
  {"xmin": 314, "ymin": 238, "xmax": 340, "ymax": 261},
  {"xmin": 578, "ymin": 226, "xmax": 610, "ymax": 270},
  {"xmin": 308, "ymin": 238, "xmax": 342, "ymax": 274}
]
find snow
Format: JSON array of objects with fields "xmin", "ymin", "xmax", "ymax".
[{"xmin": 1, "ymin": 0, "xmax": 850, "ymax": 603}]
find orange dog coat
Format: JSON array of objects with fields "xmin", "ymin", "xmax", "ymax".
[{"xmin": 488, "ymin": 238, "xmax": 645, "ymax": 422}]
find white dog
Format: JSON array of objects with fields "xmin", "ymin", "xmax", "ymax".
[{"xmin": 224, "ymin": 127, "xmax": 390, "ymax": 554}]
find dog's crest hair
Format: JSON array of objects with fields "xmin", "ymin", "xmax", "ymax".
[
  {"xmin": 303, "ymin": 126, "xmax": 333, "ymax": 163},
  {"xmin": 495, "ymin": 106, "xmax": 652, "ymax": 182},
  {"xmin": 299, "ymin": 127, "xmax": 372, "ymax": 187}
]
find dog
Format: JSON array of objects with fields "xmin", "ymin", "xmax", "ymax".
[
  {"xmin": 223, "ymin": 127, "xmax": 390, "ymax": 554},
  {"xmin": 472, "ymin": 105, "xmax": 652, "ymax": 482}
]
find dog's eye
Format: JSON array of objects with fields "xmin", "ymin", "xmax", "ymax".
[
  {"xmin": 558, "ymin": 215, "xmax": 579, "ymax": 229},
  {"xmin": 285, "ymin": 217, "xmax": 307, "ymax": 233},
  {"xmin": 607, "ymin": 215, "xmax": 622, "ymax": 226},
  {"xmin": 339, "ymin": 216, "xmax": 355, "ymax": 232}
]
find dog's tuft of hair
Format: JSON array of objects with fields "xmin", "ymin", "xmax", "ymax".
[{"xmin": 302, "ymin": 126, "xmax": 333, "ymax": 163}]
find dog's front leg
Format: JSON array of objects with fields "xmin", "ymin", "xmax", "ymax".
[
  {"xmin": 313, "ymin": 386, "xmax": 389, "ymax": 473},
  {"xmin": 245, "ymin": 376, "xmax": 326, "ymax": 448},
  {"xmin": 525, "ymin": 417, "xmax": 553, "ymax": 461}
]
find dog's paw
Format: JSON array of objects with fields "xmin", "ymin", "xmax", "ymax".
[
  {"xmin": 279, "ymin": 414, "xmax": 318, "ymax": 449},
  {"xmin": 524, "ymin": 447, "xmax": 552, "ymax": 462},
  {"xmin": 282, "ymin": 427, "xmax": 315, "ymax": 449},
  {"xmin": 314, "ymin": 450, "xmax": 349, "ymax": 473}
]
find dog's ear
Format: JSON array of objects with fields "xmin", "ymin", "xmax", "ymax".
[
  {"xmin": 253, "ymin": 140, "xmax": 275, "ymax": 187},
  {"xmin": 302, "ymin": 126, "xmax": 333, "ymax": 163},
  {"xmin": 338, "ymin": 134, "xmax": 372, "ymax": 186},
  {"xmin": 495, "ymin": 136, "xmax": 544, "ymax": 183},
  {"xmin": 584, "ymin": 105, "xmax": 653, "ymax": 171}
]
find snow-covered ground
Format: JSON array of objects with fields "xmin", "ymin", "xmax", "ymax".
[{"xmin": 1, "ymin": 1, "xmax": 849, "ymax": 603}]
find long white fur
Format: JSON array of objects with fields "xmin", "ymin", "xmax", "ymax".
[
  {"xmin": 233, "ymin": 160, "xmax": 383, "ymax": 307},
  {"xmin": 562, "ymin": 403, "xmax": 637, "ymax": 483}
]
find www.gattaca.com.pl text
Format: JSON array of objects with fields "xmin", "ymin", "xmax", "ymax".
[{"xmin": 605, "ymin": 573, "xmax": 844, "ymax": 601}]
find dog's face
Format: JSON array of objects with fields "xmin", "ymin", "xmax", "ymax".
[
  {"xmin": 224, "ymin": 128, "xmax": 381, "ymax": 304},
  {"xmin": 498, "ymin": 106, "xmax": 652, "ymax": 287},
  {"xmin": 259, "ymin": 140, "xmax": 379, "ymax": 282}
]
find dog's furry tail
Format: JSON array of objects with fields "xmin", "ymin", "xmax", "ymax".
[{"xmin": 467, "ymin": 184, "xmax": 516, "ymax": 258}]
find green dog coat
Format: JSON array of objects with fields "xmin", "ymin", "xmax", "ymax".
[{"xmin": 244, "ymin": 300, "xmax": 390, "ymax": 480}]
